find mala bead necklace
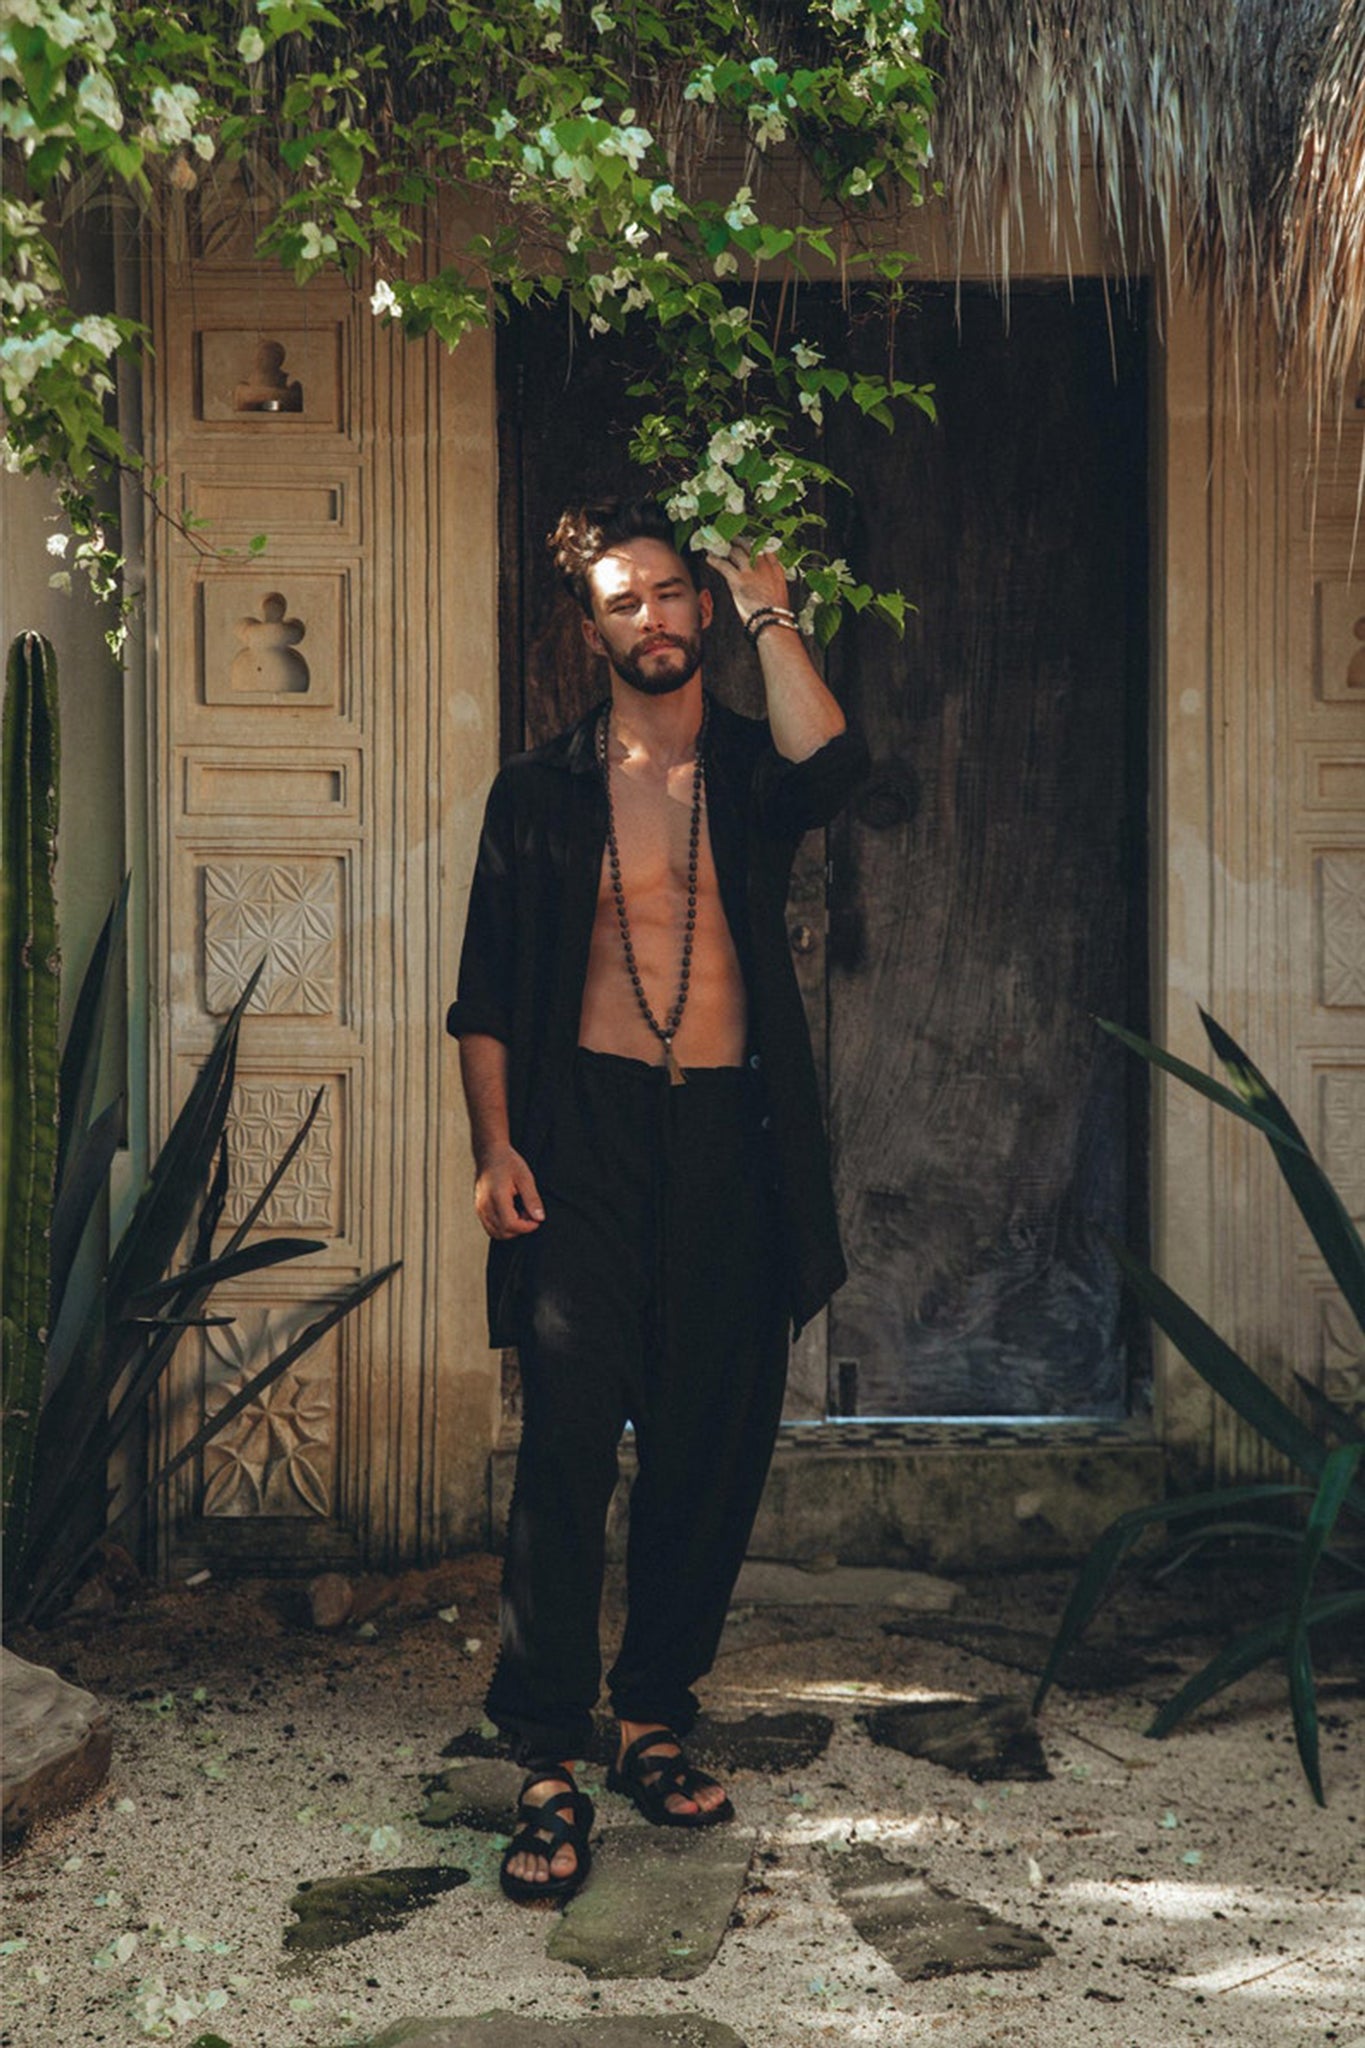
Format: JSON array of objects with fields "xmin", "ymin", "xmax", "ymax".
[{"xmin": 598, "ymin": 699, "xmax": 708, "ymax": 1086}]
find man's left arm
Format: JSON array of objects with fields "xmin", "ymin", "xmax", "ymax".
[
  {"xmin": 707, "ymin": 538, "xmax": 868, "ymax": 832},
  {"xmin": 707, "ymin": 538, "xmax": 845, "ymax": 761}
]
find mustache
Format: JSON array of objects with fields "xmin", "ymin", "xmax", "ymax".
[{"xmin": 633, "ymin": 633, "xmax": 690, "ymax": 656}]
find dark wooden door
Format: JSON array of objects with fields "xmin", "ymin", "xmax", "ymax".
[
  {"xmin": 822, "ymin": 282, "xmax": 1147, "ymax": 1417},
  {"xmin": 499, "ymin": 280, "xmax": 1148, "ymax": 1421}
]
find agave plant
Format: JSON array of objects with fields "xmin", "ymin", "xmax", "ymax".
[
  {"xmin": 1034, "ymin": 1011, "xmax": 1365, "ymax": 1804},
  {"xmin": 2, "ymin": 634, "xmax": 398, "ymax": 1622}
]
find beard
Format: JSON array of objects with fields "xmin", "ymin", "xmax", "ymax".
[{"xmin": 609, "ymin": 631, "xmax": 704, "ymax": 696}]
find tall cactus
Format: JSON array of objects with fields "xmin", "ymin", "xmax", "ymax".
[{"xmin": 2, "ymin": 632, "xmax": 61, "ymax": 1578}]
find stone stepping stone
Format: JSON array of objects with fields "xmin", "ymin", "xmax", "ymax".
[
  {"xmin": 1, "ymin": 1647, "xmax": 112, "ymax": 1845},
  {"xmin": 821, "ymin": 1842, "xmax": 1052, "ymax": 1980},
  {"xmin": 360, "ymin": 2018, "xmax": 746, "ymax": 2047},
  {"xmin": 734, "ymin": 1560, "xmax": 961, "ymax": 1610},
  {"xmin": 862, "ymin": 1695, "xmax": 1050, "ymax": 1781},
  {"xmin": 548, "ymin": 1825, "xmax": 756, "ymax": 1980},
  {"xmin": 419, "ymin": 1759, "xmax": 524, "ymax": 1832},
  {"xmin": 284, "ymin": 1866, "xmax": 468, "ymax": 1956}
]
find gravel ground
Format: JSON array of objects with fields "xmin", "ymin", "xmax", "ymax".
[{"xmin": 3, "ymin": 1555, "xmax": 1362, "ymax": 2048}]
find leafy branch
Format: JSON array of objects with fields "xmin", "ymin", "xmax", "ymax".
[{"xmin": 3, "ymin": 0, "xmax": 941, "ymax": 642}]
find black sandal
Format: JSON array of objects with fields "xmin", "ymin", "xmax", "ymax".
[
  {"xmin": 499, "ymin": 1767, "xmax": 595, "ymax": 1904},
  {"xmin": 607, "ymin": 1729, "xmax": 734, "ymax": 1829}
]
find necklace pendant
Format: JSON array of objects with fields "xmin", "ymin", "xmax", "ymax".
[{"xmin": 664, "ymin": 1039, "xmax": 686, "ymax": 1087}]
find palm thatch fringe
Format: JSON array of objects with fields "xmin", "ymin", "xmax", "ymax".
[{"xmin": 929, "ymin": 0, "xmax": 1363, "ymax": 412}]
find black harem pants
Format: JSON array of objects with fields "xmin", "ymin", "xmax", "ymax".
[{"xmin": 485, "ymin": 1047, "xmax": 789, "ymax": 1764}]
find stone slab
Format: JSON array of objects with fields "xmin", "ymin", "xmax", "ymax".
[
  {"xmin": 361, "ymin": 2019, "xmax": 745, "ymax": 2047},
  {"xmin": 821, "ymin": 1842, "xmax": 1052, "ymax": 1980},
  {"xmin": 548, "ymin": 1826, "xmax": 756, "ymax": 1980},
  {"xmin": 733, "ymin": 1561, "xmax": 961, "ymax": 1610},
  {"xmin": 1, "ymin": 1647, "xmax": 113, "ymax": 1844},
  {"xmin": 420, "ymin": 1758, "xmax": 524, "ymax": 1832},
  {"xmin": 285, "ymin": 1866, "xmax": 469, "ymax": 1955},
  {"xmin": 862, "ymin": 1695, "xmax": 1051, "ymax": 1781}
]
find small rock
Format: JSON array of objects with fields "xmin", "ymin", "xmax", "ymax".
[
  {"xmin": 308, "ymin": 1573, "xmax": 354, "ymax": 1631},
  {"xmin": 1, "ymin": 1648, "xmax": 113, "ymax": 1845}
]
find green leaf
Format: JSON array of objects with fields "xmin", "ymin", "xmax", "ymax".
[
  {"xmin": 55, "ymin": 876, "xmax": 128, "ymax": 1201},
  {"xmin": 1031, "ymin": 1482, "xmax": 1307, "ymax": 1711},
  {"xmin": 49, "ymin": 1096, "xmax": 125, "ymax": 1311},
  {"xmin": 1288, "ymin": 1444, "xmax": 1363, "ymax": 1804},
  {"xmin": 1107, "ymin": 1238, "xmax": 1365, "ymax": 1518},
  {"xmin": 126, "ymin": 1238, "xmax": 327, "ymax": 1310},
  {"xmin": 1201, "ymin": 1010, "xmax": 1365, "ymax": 1337},
  {"xmin": 1292, "ymin": 1371, "xmax": 1365, "ymax": 1446},
  {"xmin": 1096, "ymin": 1017, "xmax": 1309, "ymax": 1152},
  {"xmin": 1147, "ymin": 1590, "xmax": 1365, "ymax": 1740}
]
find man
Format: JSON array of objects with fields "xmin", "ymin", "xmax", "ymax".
[{"xmin": 447, "ymin": 498, "xmax": 866, "ymax": 1903}]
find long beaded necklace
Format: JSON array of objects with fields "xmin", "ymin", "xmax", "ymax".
[{"xmin": 598, "ymin": 698, "xmax": 708, "ymax": 1087}]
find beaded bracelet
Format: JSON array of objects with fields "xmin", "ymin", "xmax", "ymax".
[
  {"xmin": 743, "ymin": 604, "xmax": 799, "ymax": 642},
  {"xmin": 749, "ymin": 614, "xmax": 801, "ymax": 645}
]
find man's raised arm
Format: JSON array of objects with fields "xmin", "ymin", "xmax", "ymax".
[{"xmin": 705, "ymin": 538, "xmax": 846, "ymax": 762}]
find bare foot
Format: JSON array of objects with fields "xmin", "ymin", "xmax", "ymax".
[
  {"xmin": 615, "ymin": 1720, "xmax": 729, "ymax": 1819},
  {"xmin": 504, "ymin": 1765, "xmax": 582, "ymax": 1886}
]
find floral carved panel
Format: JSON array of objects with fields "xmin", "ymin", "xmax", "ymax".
[
  {"xmin": 1317, "ymin": 1068, "xmax": 1365, "ymax": 1227},
  {"xmin": 202, "ymin": 857, "xmax": 342, "ymax": 1017},
  {"xmin": 223, "ymin": 1076, "xmax": 341, "ymax": 1234},
  {"xmin": 1317, "ymin": 852, "xmax": 1365, "ymax": 1009},
  {"xmin": 201, "ymin": 1311, "xmax": 337, "ymax": 1519}
]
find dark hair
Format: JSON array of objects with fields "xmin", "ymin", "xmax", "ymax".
[{"xmin": 548, "ymin": 498, "xmax": 697, "ymax": 614}]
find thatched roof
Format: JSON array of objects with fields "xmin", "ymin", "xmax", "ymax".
[{"xmin": 929, "ymin": 0, "xmax": 1365, "ymax": 410}]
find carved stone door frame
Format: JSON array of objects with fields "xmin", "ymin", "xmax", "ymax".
[{"xmin": 141, "ymin": 188, "xmax": 499, "ymax": 1573}]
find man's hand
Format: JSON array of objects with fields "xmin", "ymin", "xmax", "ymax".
[
  {"xmin": 474, "ymin": 1142, "xmax": 545, "ymax": 1240},
  {"xmin": 704, "ymin": 536, "xmax": 789, "ymax": 629}
]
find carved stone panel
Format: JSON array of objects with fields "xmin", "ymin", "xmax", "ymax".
[
  {"xmin": 180, "ymin": 470, "xmax": 359, "ymax": 544},
  {"xmin": 222, "ymin": 1073, "xmax": 346, "ymax": 1237},
  {"xmin": 1313, "ymin": 580, "xmax": 1365, "ymax": 705},
  {"xmin": 195, "ymin": 327, "xmax": 342, "ymax": 429},
  {"xmin": 1314, "ymin": 1290, "xmax": 1365, "ymax": 1415},
  {"xmin": 201, "ymin": 1313, "xmax": 338, "ymax": 1520},
  {"xmin": 1316, "ymin": 1067, "xmax": 1365, "ymax": 1226},
  {"xmin": 199, "ymin": 572, "xmax": 346, "ymax": 710},
  {"xmin": 1302, "ymin": 749, "xmax": 1365, "ymax": 812},
  {"xmin": 183, "ymin": 751, "xmax": 358, "ymax": 820},
  {"xmin": 201, "ymin": 855, "xmax": 345, "ymax": 1018},
  {"xmin": 1316, "ymin": 851, "xmax": 1365, "ymax": 1008}
]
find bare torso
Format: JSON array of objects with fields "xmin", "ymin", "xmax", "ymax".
[{"xmin": 578, "ymin": 745, "xmax": 747, "ymax": 1069}]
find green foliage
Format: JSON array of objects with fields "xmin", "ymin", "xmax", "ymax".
[
  {"xmin": 1036, "ymin": 1012, "xmax": 1365, "ymax": 1805},
  {"xmin": 1, "ymin": 632, "xmax": 61, "ymax": 1567},
  {"xmin": 3, "ymin": 0, "xmax": 940, "ymax": 642}
]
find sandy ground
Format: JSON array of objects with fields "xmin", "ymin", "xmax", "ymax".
[{"xmin": 2, "ymin": 1555, "xmax": 1362, "ymax": 2048}]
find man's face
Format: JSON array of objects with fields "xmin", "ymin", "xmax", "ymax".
[{"xmin": 581, "ymin": 536, "xmax": 713, "ymax": 697}]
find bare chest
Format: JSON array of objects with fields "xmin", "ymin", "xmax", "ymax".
[{"xmin": 599, "ymin": 760, "xmax": 711, "ymax": 901}]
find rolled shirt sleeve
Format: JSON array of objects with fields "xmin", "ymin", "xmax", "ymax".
[{"xmin": 752, "ymin": 724, "xmax": 870, "ymax": 839}]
